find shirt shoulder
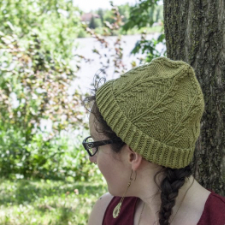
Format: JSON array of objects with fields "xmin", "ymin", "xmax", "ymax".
[{"xmin": 198, "ymin": 192, "xmax": 225, "ymax": 225}]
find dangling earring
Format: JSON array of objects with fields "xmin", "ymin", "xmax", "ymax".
[{"xmin": 113, "ymin": 170, "xmax": 137, "ymax": 218}]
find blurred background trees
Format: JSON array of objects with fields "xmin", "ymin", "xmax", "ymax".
[{"xmin": 0, "ymin": 0, "xmax": 84, "ymax": 57}]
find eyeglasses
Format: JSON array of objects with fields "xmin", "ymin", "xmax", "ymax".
[{"xmin": 82, "ymin": 136, "xmax": 122, "ymax": 157}]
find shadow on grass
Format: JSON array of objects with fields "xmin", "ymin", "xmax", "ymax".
[{"xmin": 0, "ymin": 179, "xmax": 106, "ymax": 206}]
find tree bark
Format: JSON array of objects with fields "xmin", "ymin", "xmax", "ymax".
[{"xmin": 164, "ymin": 0, "xmax": 225, "ymax": 196}]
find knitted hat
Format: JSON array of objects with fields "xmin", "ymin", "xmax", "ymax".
[{"xmin": 96, "ymin": 57, "xmax": 204, "ymax": 169}]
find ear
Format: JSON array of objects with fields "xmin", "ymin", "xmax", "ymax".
[{"xmin": 126, "ymin": 146, "xmax": 143, "ymax": 171}]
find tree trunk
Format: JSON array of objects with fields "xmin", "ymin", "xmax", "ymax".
[{"xmin": 163, "ymin": 0, "xmax": 225, "ymax": 196}]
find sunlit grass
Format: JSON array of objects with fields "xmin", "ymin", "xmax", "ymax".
[{"xmin": 0, "ymin": 179, "xmax": 107, "ymax": 225}]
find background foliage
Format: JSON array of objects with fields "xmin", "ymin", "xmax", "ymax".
[
  {"xmin": 0, "ymin": 0, "xmax": 164, "ymax": 224},
  {"xmin": 122, "ymin": 0, "xmax": 165, "ymax": 62},
  {"xmin": 0, "ymin": 0, "xmax": 94, "ymax": 180},
  {"xmin": 0, "ymin": 0, "xmax": 82, "ymax": 58},
  {"xmin": 81, "ymin": 2, "xmax": 163, "ymax": 37}
]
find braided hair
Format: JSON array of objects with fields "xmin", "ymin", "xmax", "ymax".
[{"xmin": 157, "ymin": 165, "xmax": 192, "ymax": 225}]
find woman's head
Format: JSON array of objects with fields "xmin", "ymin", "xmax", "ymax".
[
  {"xmin": 84, "ymin": 57, "xmax": 204, "ymax": 225},
  {"xmin": 84, "ymin": 57, "xmax": 205, "ymax": 224}
]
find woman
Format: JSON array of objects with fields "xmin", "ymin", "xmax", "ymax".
[{"xmin": 83, "ymin": 57, "xmax": 225, "ymax": 225}]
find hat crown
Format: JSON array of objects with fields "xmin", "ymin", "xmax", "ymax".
[{"xmin": 96, "ymin": 57, "xmax": 205, "ymax": 168}]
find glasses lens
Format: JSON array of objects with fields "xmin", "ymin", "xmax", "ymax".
[{"xmin": 87, "ymin": 137, "xmax": 98, "ymax": 155}]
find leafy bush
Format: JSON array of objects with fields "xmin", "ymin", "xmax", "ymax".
[
  {"xmin": 0, "ymin": 0, "xmax": 91, "ymax": 179},
  {"xmin": 0, "ymin": 124, "xmax": 98, "ymax": 181},
  {"xmin": 0, "ymin": 30, "xmax": 93, "ymax": 179}
]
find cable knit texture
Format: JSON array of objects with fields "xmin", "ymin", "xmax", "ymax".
[{"xmin": 96, "ymin": 57, "xmax": 205, "ymax": 168}]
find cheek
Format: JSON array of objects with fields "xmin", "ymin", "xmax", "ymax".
[
  {"xmin": 97, "ymin": 153, "xmax": 114, "ymax": 179},
  {"xmin": 97, "ymin": 152, "xmax": 127, "ymax": 196}
]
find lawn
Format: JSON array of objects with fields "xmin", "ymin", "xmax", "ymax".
[{"xmin": 0, "ymin": 179, "xmax": 107, "ymax": 225}]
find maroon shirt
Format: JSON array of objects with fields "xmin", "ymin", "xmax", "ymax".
[{"xmin": 103, "ymin": 192, "xmax": 225, "ymax": 225}]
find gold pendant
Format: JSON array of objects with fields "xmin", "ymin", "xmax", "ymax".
[{"xmin": 113, "ymin": 202, "xmax": 122, "ymax": 218}]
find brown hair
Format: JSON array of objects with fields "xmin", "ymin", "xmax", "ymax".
[{"xmin": 86, "ymin": 95, "xmax": 125, "ymax": 152}]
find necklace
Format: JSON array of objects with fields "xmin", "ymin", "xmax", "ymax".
[{"xmin": 138, "ymin": 178, "xmax": 194, "ymax": 225}]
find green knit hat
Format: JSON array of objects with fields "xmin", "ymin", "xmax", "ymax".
[{"xmin": 96, "ymin": 57, "xmax": 205, "ymax": 169}]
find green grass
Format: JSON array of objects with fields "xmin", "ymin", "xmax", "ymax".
[{"xmin": 0, "ymin": 179, "xmax": 107, "ymax": 225}]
